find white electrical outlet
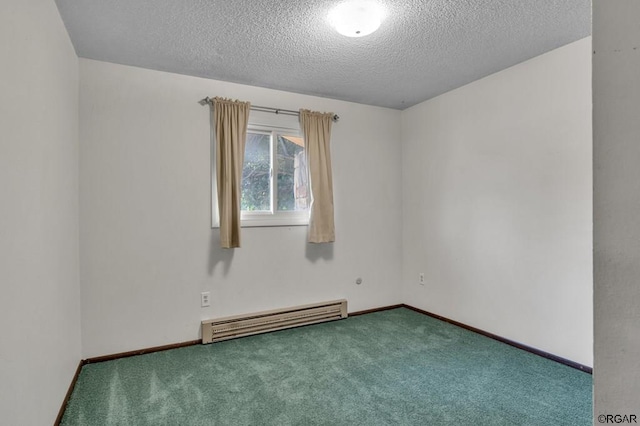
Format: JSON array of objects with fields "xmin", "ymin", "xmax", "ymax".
[
  {"xmin": 419, "ymin": 273, "xmax": 425, "ymax": 285},
  {"xmin": 201, "ymin": 292, "xmax": 210, "ymax": 307}
]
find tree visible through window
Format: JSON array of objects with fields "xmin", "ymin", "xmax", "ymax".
[
  {"xmin": 239, "ymin": 127, "xmax": 310, "ymax": 226},
  {"xmin": 241, "ymin": 132, "xmax": 270, "ymax": 211}
]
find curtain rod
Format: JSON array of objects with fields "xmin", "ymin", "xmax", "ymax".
[{"xmin": 200, "ymin": 97, "xmax": 339, "ymax": 122}]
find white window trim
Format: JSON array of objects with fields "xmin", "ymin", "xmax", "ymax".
[{"xmin": 211, "ymin": 123, "xmax": 309, "ymax": 228}]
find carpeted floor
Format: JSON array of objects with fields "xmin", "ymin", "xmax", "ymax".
[{"xmin": 61, "ymin": 308, "xmax": 592, "ymax": 425}]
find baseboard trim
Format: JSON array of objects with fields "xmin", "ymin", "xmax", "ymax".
[
  {"xmin": 83, "ymin": 307, "xmax": 392, "ymax": 365},
  {"xmin": 54, "ymin": 360, "xmax": 83, "ymax": 426},
  {"xmin": 83, "ymin": 307, "xmax": 397, "ymax": 365},
  {"xmin": 402, "ymin": 304, "xmax": 592, "ymax": 374},
  {"xmin": 83, "ymin": 339, "xmax": 201, "ymax": 365},
  {"xmin": 349, "ymin": 304, "xmax": 404, "ymax": 317}
]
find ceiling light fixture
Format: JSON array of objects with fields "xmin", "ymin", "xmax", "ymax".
[{"xmin": 329, "ymin": 1, "xmax": 384, "ymax": 38}]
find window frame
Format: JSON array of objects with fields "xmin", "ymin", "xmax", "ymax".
[{"xmin": 211, "ymin": 123, "xmax": 310, "ymax": 228}]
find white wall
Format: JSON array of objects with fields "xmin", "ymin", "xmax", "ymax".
[
  {"xmin": 593, "ymin": 1, "xmax": 640, "ymax": 413},
  {"xmin": 0, "ymin": 0, "xmax": 81, "ymax": 424},
  {"xmin": 401, "ymin": 38, "xmax": 593, "ymax": 366},
  {"xmin": 79, "ymin": 59, "xmax": 403, "ymax": 358}
]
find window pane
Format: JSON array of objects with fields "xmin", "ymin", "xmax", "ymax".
[
  {"xmin": 242, "ymin": 133, "xmax": 271, "ymax": 211},
  {"xmin": 277, "ymin": 135, "xmax": 309, "ymax": 211}
]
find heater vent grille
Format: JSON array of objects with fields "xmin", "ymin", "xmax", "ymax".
[{"xmin": 201, "ymin": 299, "xmax": 347, "ymax": 344}]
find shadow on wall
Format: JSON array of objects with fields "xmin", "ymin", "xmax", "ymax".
[
  {"xmin": 207, "ymin": 228, "xmax": 333, "ymax": 275},
  {"xmin": 208, "ymin": 231, "xmax": 234, "ymax": 276},
  {"xmin": 305, "ymin": 241, "xmax": 334, "ymax": 262}
]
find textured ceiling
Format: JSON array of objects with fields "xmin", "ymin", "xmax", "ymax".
[{"xmin": 55, "ymin": 0, "xmax": 591, "ymax": 110}]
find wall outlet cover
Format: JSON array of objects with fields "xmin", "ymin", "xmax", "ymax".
[{"xmin": 201, "ymin": 292, "xmax": 211, "ymax": 307}]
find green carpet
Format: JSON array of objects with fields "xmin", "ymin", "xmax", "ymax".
[{"xmin": 61, "ymin": 308, "xmax": 592, "ymax": 425}]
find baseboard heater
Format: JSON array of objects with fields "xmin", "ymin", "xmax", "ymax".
[{"xmin": 201, "ymin": 299, "xmax": 347, "ymax": 344}]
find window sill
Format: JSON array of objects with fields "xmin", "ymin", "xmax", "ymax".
[
  {"xmin": 212, "ymin": 212, "xmax": 309, "ymax": 228},
  {"xmin": 240, "ymin": 220, "xmax": 308, "ymax": 228}
]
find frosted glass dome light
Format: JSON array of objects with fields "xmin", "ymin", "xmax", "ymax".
[{"xmin": 329, "ymin": 1, "xmax": 384, "ymax": 38}]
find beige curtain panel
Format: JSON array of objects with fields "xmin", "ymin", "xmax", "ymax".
[
  {"xmin": 300, "ymin": 109, "xmax": 336, "ymax": 243},
  {"xmin": 213, "ymin": 97, "xmax": 251, "ymax": 248}
]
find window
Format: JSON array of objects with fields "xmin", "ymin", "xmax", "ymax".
[{"xmin": 213, "ymin": 125, "xmax": 310, "ymax": 227}]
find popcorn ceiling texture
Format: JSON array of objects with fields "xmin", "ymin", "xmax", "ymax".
[{"xmin": 55, "ymin": 0, "xmax": 590, "ymax": 109}]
